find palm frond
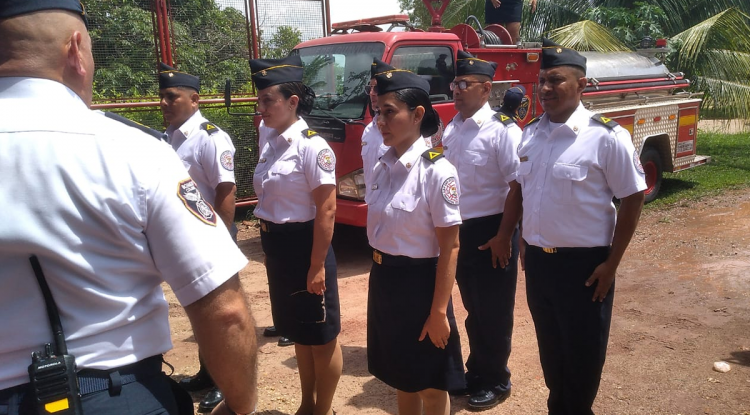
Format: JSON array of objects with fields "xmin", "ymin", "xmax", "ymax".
[
  {"xmin": 671, "ymin": 8, "xmax": 750, "ymax": 72},
  {"xmin": 521, "ymin": 0, "xmax": 592, "ymax": 40},
  {"xmin": 696, "ymin": 77, "xmax": 750, "ymax": 120},
  {"xmin": 547, "ymin": 20, "xmax": 631, "ymax": 52},
  {"xmin": 698, "ymin": 49, "xmax": 750, "ymax": 82}
]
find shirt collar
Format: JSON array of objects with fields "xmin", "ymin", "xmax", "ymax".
[
  {"xmin": 166, "ymin": 110, "xmax": 204, "ymax": 138},
  {"xmin": 0, "ymin": 77, "xmax": 86, "ymax": 108},
  {"xmin": 539, "ymin": 102, "xmax": 588, "ymax": 137},
  {"xmin": 381, "ymin": 136, "xmax": 429, "ymax": 171},
  {"xmin": 453, "ymin": 102, "xmax": 494, "ymax": 127},
  {"xmin": 273, "ymin": 117, "xmax": 308, "ymax": 147}
]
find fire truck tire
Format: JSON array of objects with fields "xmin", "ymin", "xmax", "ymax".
[{"xmin": 641, "ymin": 146, "xmax": 663, "ymax": 203}]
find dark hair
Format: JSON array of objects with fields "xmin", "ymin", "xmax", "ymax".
[
  {"xmin": 277, "ymin": 81, "xmax": 316, "ymax": 116},
  {"xmin": 393, "ymin": 88, "xmax": 439, "ymax": 138}
]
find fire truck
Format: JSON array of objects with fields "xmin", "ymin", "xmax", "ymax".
[{"xmin": 284, "ymin": 0, "xmax": 709, "ymax": 227}]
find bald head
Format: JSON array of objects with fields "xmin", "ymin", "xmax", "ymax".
[{"xmin": 0, "ymin": 10, "xmax": 94, "ymax": 106}]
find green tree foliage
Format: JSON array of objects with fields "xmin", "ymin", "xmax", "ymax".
[{"xmin": 260, "ymin": 26, "xmax": 303, "ymax": 59}]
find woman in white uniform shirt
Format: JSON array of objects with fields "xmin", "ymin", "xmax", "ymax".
[
  {"xmin": 249, "ymin": 55, "xmax": 342, "ymax": 415},
  {"xmin": 366, "ymin": 68, "xmax": 465, "ymax": 415}
]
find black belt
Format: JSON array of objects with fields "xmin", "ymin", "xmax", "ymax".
[
  {"xmin": 526, "ymin": 245, "xmax": 609, "ymax": 255},
  {"xmin": 460, "ymin": 212, "xmax": 503, "ymax": 228},
  {"xmin": 259, "ymin": 219, "xmax": 313, "ymax": 234},
  {"xmin": 0, "ymin": 355, "xmax": 163, "ymax": 402},
  {"xmin": 372, "ymin": 249, "xmax": 436, "ymax": 267}
]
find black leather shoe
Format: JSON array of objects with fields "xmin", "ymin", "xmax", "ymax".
[
  {"xmin": 178, "ymin": 370, "xmax": 214, "ymax": 392},
  {"xmin": 197, "ymin": 388, "xmax": 223, "ymax": 413},
  {"xmin": 263, "ymin": 326, "xmax": 279, "ymax": 337},
  {"xmin": 467, "ymin": 389, "xmax": 510, "ymax": 410},
  {"xmin": 278, "ymin": 336, "xmax": 294, "ymax": 347}
]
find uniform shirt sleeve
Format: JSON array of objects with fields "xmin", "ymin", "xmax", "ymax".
[
  {"xmin": 496, "ymin": 124, "xmax": 522, "ymax": 184},
  {"xmin": 426, "ymin": 160, "xmax": 462, "ymax": 228},
  {"xmin": 143, "ymin": 145, "xmax": 247, "ymax": 306},
  {"xmin": 200, "ymin": 130, "xmax": 236, "ymax": 190},
  {"xmin": 603, "ymin": 127, "xmax": 648, "ymax": 199},
  {"xmin": 302, "ymin": 136, "xmax": 337, "ymax": 190}
]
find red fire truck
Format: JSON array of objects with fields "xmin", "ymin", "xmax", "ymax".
[{"xmin": 287, "ymin": 0, "xmax": 709, "ymax": 227}]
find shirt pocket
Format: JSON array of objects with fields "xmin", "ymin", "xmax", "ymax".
[
  {"xmin": 551, "ymin": 163, "xmax": 588, "ymax": 204},
  {"xmin": 463, "ymin": 150, "xmax": 489, "ymax": 177},
  {"xmin": 389, "ymin": 192, "xmax": 421, "ymax": 229},
  {"xmin": 516, "ymin": 161, "xmax": 532, "ymax": 186}
]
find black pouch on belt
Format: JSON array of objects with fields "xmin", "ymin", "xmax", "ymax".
[{"xmin": 290, "ymin": 290, "xmax": 326, "ymax": 324}]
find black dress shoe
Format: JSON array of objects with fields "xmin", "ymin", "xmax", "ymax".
[
  {"xmin": 178, "ymin": 370, "xmax": 214, "ymax": 392},
  {"xmin": 278, "ymin": 336, "xmax": 294, "ymax": 347},
  {"xmin": 197, "ymin": 388, "xmax": 223, "ymax": 413},
  {"xmin": 263, "ymin": 326, "xmax": 279, "ymax": 337},
  {"xmin": 467, "ymin": 389, "xmax": 510, "ymax": 410}
]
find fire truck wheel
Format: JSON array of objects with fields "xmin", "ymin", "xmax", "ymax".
[{"xmin": 641, "ymin": 146, "xmax": 663, "ymax": 203}]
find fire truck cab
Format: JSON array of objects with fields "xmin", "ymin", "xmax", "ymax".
[{"xmin": 290, "ymin": 9, "xmax": 708, "ymax": 227}]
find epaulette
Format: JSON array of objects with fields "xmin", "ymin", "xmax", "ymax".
[
  {"xmin": 493, "ymin": 111, "xmax": 517, "ymax": 126},
  {"xmin": 302, "ymin": 129, "xmax": 319, "ymax": 139},
  {"xmin": 591, "ymin": 114, "xmax": 619, "ymax": 129},
  {"xmin": 421, "ymin": 149, "xmax": 444, "ymax": 163},
  {"xmin": 526, "ymin": 115, "xmax": 542, "ymax": 126},
  {"xmin": 200, "ymin": 122, "xmax": 220, "ymax": 135},
  {"xmin": 103, "ymin": 111, "xmax": 167, "ymax": 141}
]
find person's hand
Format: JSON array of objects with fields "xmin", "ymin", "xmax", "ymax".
[
  {"xmin": 419, "ymin": 312, "xmax": 450, "ymax": 349},
  {"xmin": 478, "ymin": 235, "xmax": 512, "ymax": 269},
  {"xmin": 585, "ymin": 261, "xmax": 616, "ymax": 302},
  {"xmin": 491, "ymin": 0, "xmax": 501, "ymax": 8},
  {"xmin": 307, "ymin": 265, "xmax": 326, "ymax": 295},
  {"xmin": 530, "ymin": 0, "xmax": 537, "ymax": 13},
  {"xmin": 519, "ymin": 240, "xmax": 526, "ymax": 271}
]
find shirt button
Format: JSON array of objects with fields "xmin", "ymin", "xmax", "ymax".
[
  {"xmin": 566, "ymin": 173, "xmax": 571, "ymax": 177},
  {"xmin": 534, "ymin": 208, "xmax": 539, "ymax": 213},
  {"xmin": 536, "ymin": 186, "xmax": 541, "ymax": 190},
  {"xmin": 542, "ymin": 163, "xmax": 547, "ymax": 167},
  {"xmin": 287, "ymin": 138, "xmax": 292, "ymax": 143}
]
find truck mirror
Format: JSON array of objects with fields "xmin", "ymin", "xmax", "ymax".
[{"xmin": 225, "ymin": 79, "xmax": 232, "ymax": 108}]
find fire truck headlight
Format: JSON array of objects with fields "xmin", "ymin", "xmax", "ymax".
[{"xmin": 337, "ymin": 169, "xmax": 366, "ymax": 200}]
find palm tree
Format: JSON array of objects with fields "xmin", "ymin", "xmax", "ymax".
[{"xmin": 400, "ymin": 0, "xmax": 750, "ymax": 120}]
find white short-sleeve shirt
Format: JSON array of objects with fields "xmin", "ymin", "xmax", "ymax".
[
  {"xmin": 0, "ymin": 78, "xmax": 248, "ymax": 390},
  {"xmin": 253, "ymin": 118, "xmax": 337, "ymax": 224},
  {"xmin": 166, "ymin": 110, "xmax": 236, "ymax": 204},
  {"xmin": 442, "ymin": 103, "xmax": 522, "ymax": 220},
  {"xmin": 360, "ymin": 115, "xmax": 388, "ymax": 195},
  {"xmin": 516, "ymin": 103, "xmax": 647, "ymax": 248},
  {"xmin": 367, "ymin": 139, "xmax": 462, "ymax": 258}
]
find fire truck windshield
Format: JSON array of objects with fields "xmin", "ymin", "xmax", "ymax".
[{"xmin": 293, "ymin": 42, "xmax": 386, "ymax": 120}]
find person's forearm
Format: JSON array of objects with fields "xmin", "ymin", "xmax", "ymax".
[
  {"xmin": 496, "ymin": 183, "xmax": 522, "ymax": 240},
  {"xmin": 185, "ymin": 277, "xmax": 257, "ymax": 414},
  {"xmin": 607, "ymin": 191, "xmax": 645, "ymax": 267},
  {"xmin": 311, "ymin": 205, "xmax": 335, "ymax": 268},
  {"xmin": 432, "ymin": 226, "xmax": 459, "ymax": 316},
  {"xmin": 214, "ymin": 184, "xmax": 237, "ymax": 232}
]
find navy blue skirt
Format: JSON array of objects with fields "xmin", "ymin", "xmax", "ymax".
[
  {"xmin": 260, "ymin": 221, "xmax": 340, "ymax": 346},
  {"xmin": 485, "ymin": 0, "xmax": 523, "ymax": 24},
  {"xmin": 367, "ymin": 258, "xmax": 466, "ymax": 393}
]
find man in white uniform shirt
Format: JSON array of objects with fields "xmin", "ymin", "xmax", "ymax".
[
  {"xmin": 510, "ymin": 39, "xmax": 646, "ymax": 415},
  {"xmin": 158, "ymin": 63, "xmax": 241, "ymax": 412},
  {"xmin": 0, "ymin": 2, "xmax": 257, "ymax": 415},
  {"xmin": 441, "ymin": 50, "xmax": 522, "ymax": 410}
]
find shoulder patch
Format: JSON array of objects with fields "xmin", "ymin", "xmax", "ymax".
[
  {"xmin": 526, "ymin": 115, "xmax": 542, "ymax": 126},
  {"xmin": 591, "ymin": 114, "xmax": 619, "ymax": 129},
  {"xmin": 317, "ymin": 148, "xmax": 336, "ymax": 172},
  {"xmin": 177, "ymin": 179, "xmax": 217, "ymax": 226},
  {"xmin": 421, "ymin": 149, "xmax": 444, "ymax": 163},
  {"xmin": 220, "ymin": 150, "xmax": 234, "ymax": 171},
  {"xmin": 200, "ymin": 122, "xmax": 220, "ymax": 135},
  {"xmin": 493, "ymin": 111, "xmax": 517, "ymax": 126},
  {"xmin": 441, "ymin": 177, "xmax": 459, "ymax": 205},
  {"xmin": 302, "ymin": 129, "xmax": 319, "ymax": 139}
]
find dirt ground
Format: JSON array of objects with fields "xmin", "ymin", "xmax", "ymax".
[{"xmin": 163, "ymin": 188, "xmax": 750, "ymax": 415}]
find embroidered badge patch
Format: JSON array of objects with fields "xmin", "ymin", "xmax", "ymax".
[
  {"xmin": 177, "ymin": 178, "xmax": 217, "ymax": 226},
  {"xmin": 430, "ymin": 117, "xmax": 444, "ymax": 148},
  {"xmin": 317, "ymin": 149, "xmax": 336, "ymax": 172},
  {"xmin": 220, "ymin": 150, "xmax": 234, "ymax": 171},
  {"xmin": 517, "ymin": 96, "xmax": 530, "ymax": 120},
  {"xmin": 633, "ymin": 149, "xmax": 645, "ymax": 175},
  {"xmin": 441, "ymin": 177, "xmax": 459, "ymax": 205}
]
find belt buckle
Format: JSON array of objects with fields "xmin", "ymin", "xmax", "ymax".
[
  {"xmin": 542, "ymin": 247, "xmax": 557, "ymax": 254},
  {"xmin": 373, "ymin": 250, "xmax": 383, "ymax": 264},
  {"xmin": 260, "ymin": 221, "xmax": 268, "ymax": 233}
]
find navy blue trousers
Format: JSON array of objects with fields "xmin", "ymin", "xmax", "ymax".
[
  {"xmin": 525, "ymin": 244, "xmax": 614, "ymax": 415},
  {"xmin": 455, "ymin": 213, "xmax": 519, "ymax": 392}
]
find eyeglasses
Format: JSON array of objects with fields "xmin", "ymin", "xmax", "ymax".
[
  {"xmin": 449, "ymin": 80, "xmax": 484, "ymax": 91},
  {"xmin": 364, "ymin": 85, "xmax": 378, "ymax": 94}
]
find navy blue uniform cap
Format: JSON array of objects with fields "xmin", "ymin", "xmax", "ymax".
[
  {"xmin": 158, "ymin": 62, "xmax": 200, "ymax": 92},
  {"xmin": 455, "ymin": 50, "xmax": 497, "ymax": 78},
  {"xmin": 249, "ymin": 55, "xmax": 304, "ymax": 91},
  {"xmin": 374, "ymin": 68, "xmax": 431, "ymax": 96},
  {"xmin": 0, "ymin": 0, "xmax": 87, "ymax": 26},
  {"xmin": 371, "ymin": 58, "xmax": 394, "ymax": 79},
  {"xmin": 502, "ymin": 85, "xmax": 526, "ymax": 110},
  {"xmin": 541, "ymin": 38, "xmax": 587, "ymax": 73}
]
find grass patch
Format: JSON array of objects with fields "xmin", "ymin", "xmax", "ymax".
[{"xmin": 647, "ymin": 131, "xmax": 750, "ymax": 208}]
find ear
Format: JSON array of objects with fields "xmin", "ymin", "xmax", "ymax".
[
  {"xmin": 66, "ymin": 31, "xmax": 87, "ymax": 77},
  {"xmin": 289, "ymin": 94, "xmax": 300, "ymax": 109},
  {"xmin": 576, "ymin": 75, "xmax": 588, "ymax": 93},
  {"xmin": 483, "ymin": 81, "xmax": 493, "ymax": 95},
  {"xmin": 413, "ymin": 105, "xmax": 426, "ymax": 124},
  {"xmin": 190, "ymin": 91, "xmax": 200, "ymax": 106}
]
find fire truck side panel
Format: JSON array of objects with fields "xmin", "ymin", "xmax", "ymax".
[{"xmin": 676, "ymin": 105, "xmax": 699, "ymax": 159}]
